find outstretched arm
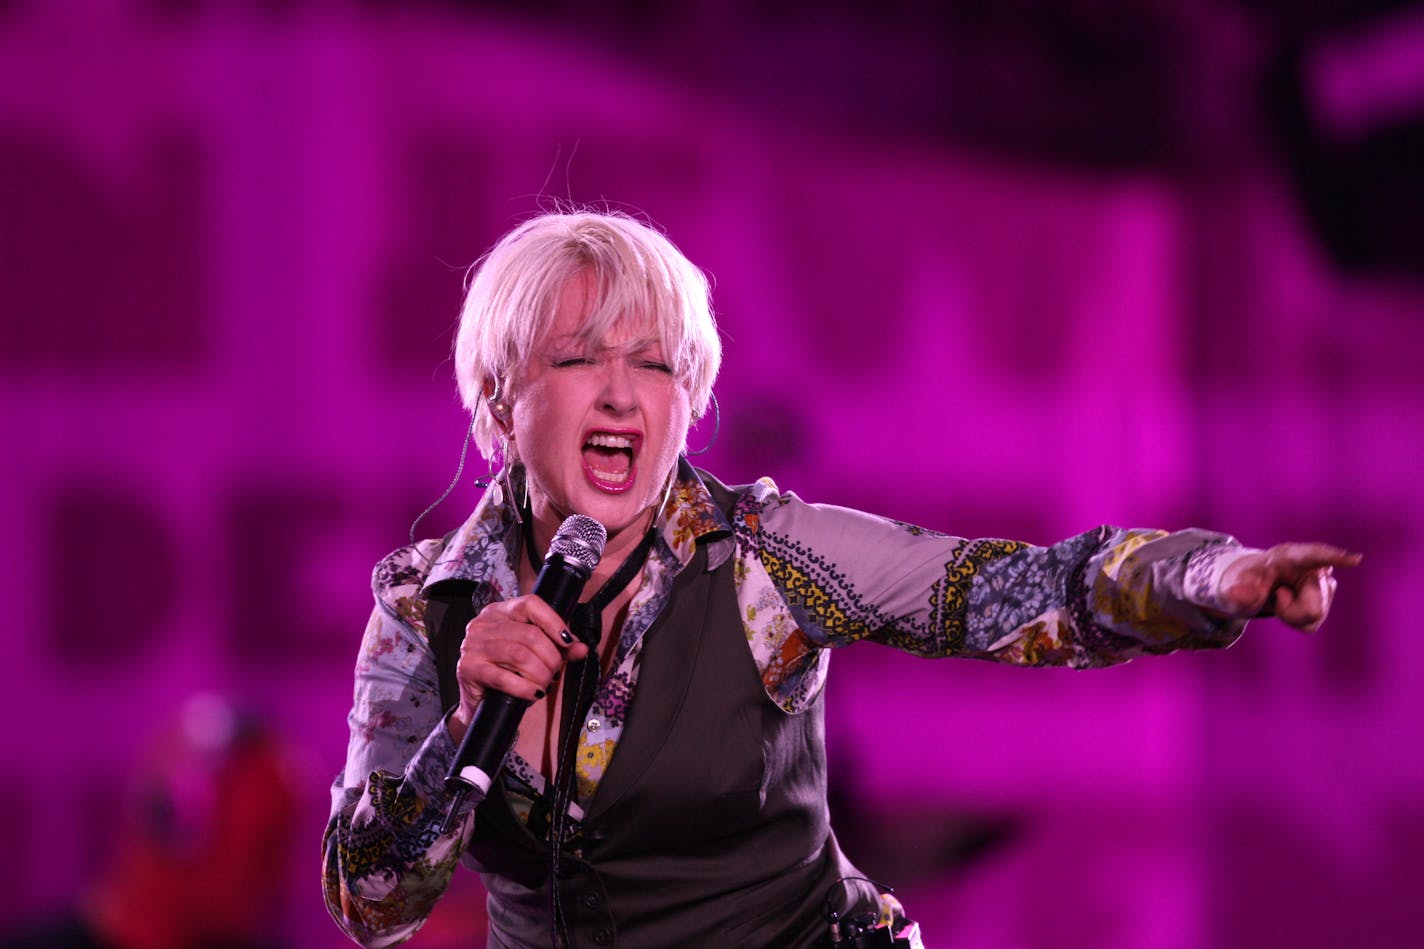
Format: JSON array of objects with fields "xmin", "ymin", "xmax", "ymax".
[{"xmin": 730, "ymin": 479, "xmax": 1361, "ymax": 711}]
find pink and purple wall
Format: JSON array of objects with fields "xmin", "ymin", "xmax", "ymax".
[{"xmin": 3, "ymin": 2, "xmax": 1422, "ymax": 947}]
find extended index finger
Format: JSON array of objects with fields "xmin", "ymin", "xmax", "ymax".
[{"xmin": 1268, "ymin": 543, "xmax": 1363, "ymax": 573}]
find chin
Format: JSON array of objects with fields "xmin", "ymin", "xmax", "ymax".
[
  {"xmin": 537, "ymin": 465, "xmax": 669, "ymax": 536},
  {"xmin": 543, "ymin": 484, "xmax": 639, "ymax": 528},
  {"xmin": 585, "ymin": 495, "xmax": 657, "ymax": 535}
]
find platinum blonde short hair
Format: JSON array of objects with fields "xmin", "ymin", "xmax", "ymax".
[{"xmin": 454, "ymin": 212, "xmax": 721, "ymax": 459}]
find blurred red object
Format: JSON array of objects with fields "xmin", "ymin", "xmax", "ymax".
[{"xmin": 75, "ymin": 694, "xmax": 299, "ymax": 949}]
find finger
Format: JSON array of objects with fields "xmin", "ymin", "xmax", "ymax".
[
  {"xmin": 457, "ymin": 639, "xmax": 560, "ymax": 701},
  {"xmin": 1274, "ymin": 573, "xmax": 1327, "ymax": 632},
  {"xmin": 458, "ymin": 658, "xmax": 548, "ymax": 703},
  {"xmin": 480, "ymin": 595, "xmax": 564, "ymax": 633},
  {"xmin": 480, "ymin": 596, "xmax": 589, "ymax": 657},
  {"xmin": 1318, "ymin": 572, "xmax": 1338, "ymax": 625},
  {"xmin": 1266, "ymin": 543, "xmax": 1363, "ymax": 575},
  {"xmin": 462, "ymin": 624, "xmax": 571, "ymax": 684}
]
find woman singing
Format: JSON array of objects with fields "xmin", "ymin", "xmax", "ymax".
[{"xmin": 322, "ymin": 212, "xmax": 1356, "ymax": 948}]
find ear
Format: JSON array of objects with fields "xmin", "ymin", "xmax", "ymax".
[{"xmin": 484, "ymin": 379, "xmax": 513, "ymax": 435}]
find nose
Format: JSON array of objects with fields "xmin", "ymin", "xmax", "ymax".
[{"xmin": 598, "ymin": 358, "xmax": 636, "ymax": 416}]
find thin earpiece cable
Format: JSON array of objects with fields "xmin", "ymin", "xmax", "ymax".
[{"xmin": 408, "ymin": 417, "xmax": 475, "ymax": 559}]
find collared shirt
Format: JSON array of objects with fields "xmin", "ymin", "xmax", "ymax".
[{"xmin": 323, "ymin": 458, "xmax": 1251, "ymax": 947}]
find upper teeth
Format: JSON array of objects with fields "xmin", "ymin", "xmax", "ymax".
[{"xmin": 587, "ymin": 433, "xmax": 633, "ymax": 449}]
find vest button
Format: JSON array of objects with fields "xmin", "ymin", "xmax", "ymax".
[
  {"xmin": 587, "ymin": 717, "xmax": 601, "ymax": 732},
  {"xmin": 591, "ymin": 926, "xmax": 612, "ymax": 945},
  {"xmin": 581, "ymin": 891, "xmax": 601, "ymax": 909}
]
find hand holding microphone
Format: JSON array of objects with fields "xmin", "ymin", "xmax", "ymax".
[{"xmin": 440, "ymin": 515, "xmax": 607, "ymax": 832}]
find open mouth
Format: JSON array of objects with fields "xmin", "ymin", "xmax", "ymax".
[{"xmin": 582, "ymin": 432, "xmax": 637, "ymax": 491}]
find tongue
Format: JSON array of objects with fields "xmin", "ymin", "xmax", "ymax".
[{"xmin": 583, "ymin": 445, "xmax": 631, "ymax": 476}]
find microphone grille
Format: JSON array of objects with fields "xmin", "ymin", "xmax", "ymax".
[{"xmin": 548, "ymin": 515, "xmax": 607, "ymax": 572}]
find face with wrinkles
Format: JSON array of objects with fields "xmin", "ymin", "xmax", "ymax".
[{"xmin": 506, "ymin": 269, "xmax": 691, "ymax": 552}]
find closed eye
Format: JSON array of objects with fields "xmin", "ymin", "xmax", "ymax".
[
  {"xmin": 638, "ymin": 361, "xmax": 673, "ymax": 374},
  {"xmin": 552, "ymin": 356, "xmax": 593, "ymax": 368}
]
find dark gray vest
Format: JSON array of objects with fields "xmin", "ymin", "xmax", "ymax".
[{"xmin": 432, "ymin": 478, "xmax": 861, "ymax": 947}]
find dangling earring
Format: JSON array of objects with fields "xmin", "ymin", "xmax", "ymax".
[
  {"xmin": 473, "ymin": 437, "xmax": 501, "ymax": 490},
  {"xmin": 495, "ymin": 435, "xmax": 534, "ymax": 523},
  {"xmin": 482, "ymin": 377, "xmax": 518, "ymax": 514},
  {"xmin": 656, "ymin": 463, "xmax": 678, "ymax": 518},
  {"xmin": 685, "ymin": 390, "xmax": 720, "ymax": 457},
  {"xmin": 518, "ymin": 462, "xmax": 530, "ymax": 516},
  {"xmin": 493, "ymin": 435, "xmax": 514, "ymax": 515}
]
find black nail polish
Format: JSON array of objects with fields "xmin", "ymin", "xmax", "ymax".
[
  {"xmin": 560, "ymin": 629, "xmax": 573, "ymax": 645},
  {"xmin": 535, "ymin": 689, "xmax": 546, "ymax": 700}
]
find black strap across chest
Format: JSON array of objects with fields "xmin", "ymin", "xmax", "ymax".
[
  {"xmin": 524, "ymin": 515, "xmax": 659, "ymax": 947},
  {"xmin": 528, "ymin": 514, "xmax": 655, "ymax": 819},
  {"xmin": 424, "ymin": 520, "xmax": 654, "ymax": 718}
]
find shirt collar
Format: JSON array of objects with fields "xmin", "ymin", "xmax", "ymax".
[{"xmin": 422, "ymin": 455, "xmax": 731, "ymax": 595}]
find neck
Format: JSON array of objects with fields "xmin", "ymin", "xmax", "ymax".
[{"xmin": 528, "ymin": 502, "xmax": 657, "ymax": 591}]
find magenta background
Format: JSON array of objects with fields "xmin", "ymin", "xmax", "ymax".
[{"xmin": 3, "ymin": 3, "xmax": 1423, "ymax": 947}]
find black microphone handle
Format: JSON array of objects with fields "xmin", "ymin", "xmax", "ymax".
[
  {"xmin": 440, "ymin": 553, "xmax": 591, "ymax": 830},
  {"xmin": 446, "ymin": 691, "xmax": 530, "ymax": 794}
]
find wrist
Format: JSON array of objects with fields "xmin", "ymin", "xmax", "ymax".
[
  {"xmin": 1186, "ymin": 543, "xmax": 1262, "ymax": 616},
  {"xmin": 446, "ymin": 701, "xmax": 476, "ymax": 743}
]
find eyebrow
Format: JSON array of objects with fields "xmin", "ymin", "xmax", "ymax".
[{"xmin": 544, "ymin": 335, "xmax": 664, "ymax": 355}]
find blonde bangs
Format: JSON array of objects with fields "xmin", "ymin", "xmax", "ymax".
[{"xmin": 454, "ymin": 211, "xmax": 720, "ymax": 459}]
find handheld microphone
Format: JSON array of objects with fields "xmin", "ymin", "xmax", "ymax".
[{"xmin": 440, "ymin": 514, "xmax": 607, "ymax": 833}]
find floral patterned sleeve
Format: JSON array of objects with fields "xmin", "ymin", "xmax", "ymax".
[
  {"xmin": 321, "ymin": 542, "xmax": 476, "ymax": 948},
  {"xmin": 731, "ymin": 478, "xmax": 1255, "ymax": 712}
]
